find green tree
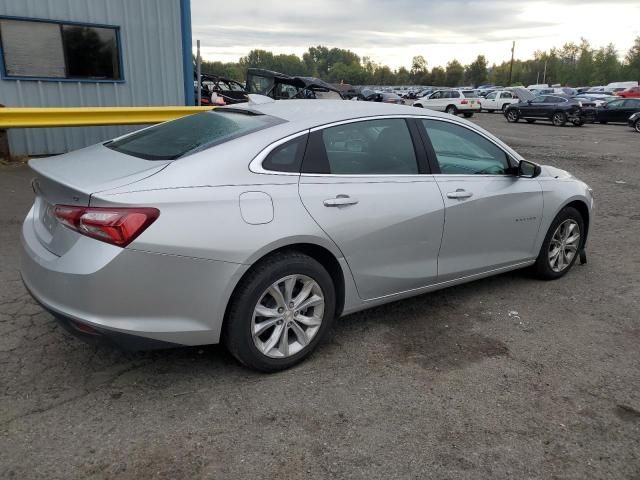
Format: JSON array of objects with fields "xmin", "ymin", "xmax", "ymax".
[
  {"xmin": 624, "ymin": 36, "xmax": 640, "ymax": 81},
  {"xmin": 445, "ymin": 60, "xmax": 464, "ymax": 86},
  {"xmin": 431, "ymin": 66, "xmax": 446, "ymax": 86},
  {"xmin": 465, "ymin": 55, "xmax": 488, "ymax": 87}
]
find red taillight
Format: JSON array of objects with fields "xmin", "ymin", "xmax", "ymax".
[
  {"xmin": 54, "ymin": 205, "xmax": 159, "ymax": 247},
  {"xmin": 460, "ymin": 99, "xmax": 468, "ymax": 104}
]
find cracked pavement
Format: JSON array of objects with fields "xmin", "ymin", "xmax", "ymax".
[{"xmin": 1, "ymin": 115, "xmax": 639, "ymax": 479}]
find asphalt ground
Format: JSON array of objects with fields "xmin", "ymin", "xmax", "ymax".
[{"xmin": 1, "ymin": 113, "xmax": 638, "ymax": 479}]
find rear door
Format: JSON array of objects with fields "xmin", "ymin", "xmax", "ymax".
[
  {"xmin": 298, "ymin": 117, "xmax": 445, "ymax": 300},
  {"xmin": 622, "ymin": 99, "xmax": 640, "ymax": 121},
  {"xmin": 418, "ymin": 118, "xmax": 543, "ymax": 281}
]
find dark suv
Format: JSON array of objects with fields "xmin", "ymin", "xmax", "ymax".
[{"xmin": 504, "ymin": 95, "xmax": 595, "ymax": 127}]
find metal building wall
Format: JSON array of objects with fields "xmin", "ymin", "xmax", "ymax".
[{"xmin": 0, "ymin": 0, "xmax": 189, "ymax": 156}]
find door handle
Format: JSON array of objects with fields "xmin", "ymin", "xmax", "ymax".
[
  {"xmin": 446, "ymin": 189, "xmax": 473, "ymax": 199},
  {"xmin": 323, "ymin": 195, "xmax": 359, "ymax": 207}
]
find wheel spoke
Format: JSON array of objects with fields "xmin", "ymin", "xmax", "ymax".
[
  {"xmin": 289, "ymin": 321, "xmax": 308, "ymax": 346},
  {"xmin": 278, "ymin": 326, "xmax": 289, "ymax": 357},
  {"xmin": 566, "ymin": 233, "xmax": 580, "ymax": 245},
  {"xmin": 294, "ymin": 314, "xmax": 322, "ymax": 327},
  {"xmin": 254, "ymin": 317, "xmax": 281, "ymax": 336},
  {"xmin": 283, "ymin": 276, "xmax": 296, "ymax": 304},
  {"xmin": 296, "ymin": 294, "xmax": 323, "ymax": 312},
  {"xmin": 254, "ymin": 304, "xmax": 280, "ymax": 318},
  {"xmin": 293, "ymin": 281, "xmax": 314, "ymax": 308},
  {"xmin": 262, "ymin": 323, "xmax": 284, "ymax": 354},
  {"xmin": 268, "ymin": 284, "xmax": 286, "ymax": 309}
]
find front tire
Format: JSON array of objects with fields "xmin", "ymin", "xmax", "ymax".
[
  {"xmin": 534, "ymin": 207, "xmax": 584, "ymax": 280},
  {"xmin": 224, "ymin": 251, "xmax": 336, "ymax": 372},
  {"xmin": 552, "ymin": 111, "xmax": 567, "ymax": 127},
  {"xmin": 506, "ymin": 109, "xmax": 519, "ymax": 122}
]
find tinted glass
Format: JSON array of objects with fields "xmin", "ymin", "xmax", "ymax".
[
  {"xmin": 607, "ymin": 99, "xmax": 625, "ymax": 108},
  {"xmin": 624, "ymin": 99, "xmax": 640, "ymax": 108},
  {"xmin": 107, "ymin": 111, "xmax": 283, "ymax": 160},
  {"xmin": 485, "ymin": 92, "xmax": 497, "ymax": 99},
  {"xmin": 502, "ymin": 92, "xmax": 513, "ymax": 99},
  {"xmin": 262, "ymin": 135, "xmax": 308, "ymax": 173},
  {"xmin": 62, "ymin": 25, "xmax": 120, "ymax": 79},
  {"xmin": 462, "ymin": 90, "xmax": 478, "ymax": 98},
  {"xmin": 422, "ymin": 119, "xmax": 510, "ymax": 175},
  {"xmin": 449, "ymin": 91, "xmax": 460, "ymax": 98},
  {"xmin": 306, "ymin": 119, "xmax": 418, "ymax": 175}
]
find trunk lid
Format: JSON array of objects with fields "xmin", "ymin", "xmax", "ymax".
[{"xmin": 28, "ymin": 143, "xmax": 169, "ymax": 256}]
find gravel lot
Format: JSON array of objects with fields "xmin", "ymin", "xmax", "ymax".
[{"xmin": 1, "ymin": 113, "xmax": 639, "ymax": 479}]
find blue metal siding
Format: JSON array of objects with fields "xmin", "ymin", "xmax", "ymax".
[{"xmin": 0, "ymin": 0, "xmax": 188, "ymax": 156}]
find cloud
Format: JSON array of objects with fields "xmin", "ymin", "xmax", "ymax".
[{"xmin": 190, "ymin": 0, "xmax": 640, "ymax": 68}]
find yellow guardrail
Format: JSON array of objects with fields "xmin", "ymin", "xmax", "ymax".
[{"xmin": 0, "ymin": 106, "xmax": 214, "ymax": 128}]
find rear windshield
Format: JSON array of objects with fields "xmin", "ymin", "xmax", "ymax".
[
  {"xmin": 462, "ymin": 91, "xmax": 478, "ymax": 98},
  {"xmin": 106, "ymin": 110, "xmax": 284, "ymax": 160}
]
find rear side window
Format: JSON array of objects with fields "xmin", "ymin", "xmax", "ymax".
[
  {"xmin": 462, "ymin": 91, "xmax": 478, "ymax": 98},
  {"xmin": 303, "ymin": 119, "xmax": 418, "ymax": 175},
  {"xmin": 262, "ymin": 134, "xmax": 308, "ymax": 173},
  {"xmin": 107, "ymin": 111, "xmax": 283, "ymax": 160}
]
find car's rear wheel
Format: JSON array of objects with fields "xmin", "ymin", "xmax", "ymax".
[
  {"xmin": 506, "ymin": 110, "xmax": 519, "ymax": 122},
  {"xmin": 534, "ymin": 207, "xmax": 584, "ymax": 280},
  {"xmin": 486, "ymin": 109, "xmax": 495, "ymax": 113},
  {"xmin": 552, "ymin": 112, "xmax": 567, "ymax": 127},
  {"xmin": 446, "ymin": 105, "xmax": 458, "ymax": 115},
  {"xmin": 224, "ymin": 251, "xmax": 336, "ymax": 372},
  {"xmin": 526, "ymin": 119, "xmax": 536, "ymax": 123},
  {"xmin": 634, "ymin": 119, "xmax": 640, "ymax": 133},
  {"xmin": 501, "ymin": 104, "xmax": 509, "ymax": 112}
]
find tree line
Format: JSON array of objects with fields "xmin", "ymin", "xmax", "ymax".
[{"xmin": 201, "ymin": 37, "xmax": 640, "ymax": 87}]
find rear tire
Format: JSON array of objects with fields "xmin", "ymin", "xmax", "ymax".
[
  {"xmin": 534, "ymin": 207, "xmax": 584, "ymax": 280},
  {"xmin": 552, "ymin": 111, "xmax": 567, "ymax": 127},
  {"xmin": 487, "ymin": 109, "xmax": 495, "ymax": 113},
  {"xmin": 634, "ymin": 119, "xmax": 640, "ymax": 133},
  {"xmin": 446, "ymin": 105, "xmax": 458, "ymax": 115},
  {"xmin": 224, "ymin": 251, "xmax": 336, "ymax": 372}
]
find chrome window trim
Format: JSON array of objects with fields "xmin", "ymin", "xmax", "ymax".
[{"xmin": 249, "ymin": 114, "xmax": 522, "ymax": 177}]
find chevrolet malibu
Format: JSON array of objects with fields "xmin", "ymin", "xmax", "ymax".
[{"xmin": 22, "ymin": 98, "xmax": 594, "ymax": 372}]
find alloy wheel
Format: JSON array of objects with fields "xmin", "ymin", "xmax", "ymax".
[
  {"xmin": 507, "ymin": 110, "xmax": 518, "ymax": 122},
  {"xmin": 635, "ymin": 120, "xmax": 640, "ymax": 133},
  {"xmin": 251, "ymin": 274, "xmax": 325, "ymax": 358},
  {"xmin": 552, "ymin": 113, "xmax": 566, "ymax": 126},
  {"xmin": 548, "ymin": 219, "xmax": 581, "ymax": 272}
]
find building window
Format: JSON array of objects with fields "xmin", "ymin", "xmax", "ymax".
[{"xmin": 0, "ymin": 18, "xmax": 122, "ymax": 81}]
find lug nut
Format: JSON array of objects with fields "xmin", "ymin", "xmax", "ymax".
[
  {"xmin": 289, "ymin": 302, "xmax": 294, "ymax": 308},
  {"xmin": 277, "ymin": 307, "xmax": 284, "ymax": 313}
]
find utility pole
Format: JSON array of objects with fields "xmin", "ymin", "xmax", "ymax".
[
  {"xmin": 196, "ymin": 39, "xmax": 202, "ymax": 106},
  {"xmin": 508, "ymin": 41, "xmax": 515, "ymax": 86}
]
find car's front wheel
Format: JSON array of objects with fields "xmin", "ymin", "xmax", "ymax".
[
  {"xmin": 552, "ymin": 111, "xmax": 567, "ymax": 127},
  {"xmin": 534, "ymin": 207, "xmax": 584, "ymax": 280},
  {"xmin": 224, "ymin": 251, "xmax": 336, "ymax": 372},
  {"xmin": 506, "ymin": 109, "xmax": 519, "ymax": 122},
  {"xmin": 634, "ymin": 119, "xmax": 640, "ymax": 133}
]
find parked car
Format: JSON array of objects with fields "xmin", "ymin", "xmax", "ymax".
[
  {"xmin": 573, "ymin": 95, "xmax": 614, "ymax": 108},
  {"xmin": 606, "ymin": 81, "xmax": 638, "ymax": 93},
  {"xmin": 356, "ymin": 89, "xmax": 405, "ymax": 104},
  {"xmin": 21, "ymin": 99, "xmax": 593, "ymax": 371},
  {"xmin": 629, "ymin": 112, "xmax": 640, "ymax": 132},
  {"xmin": 413, "ymin": 89, "xmax": 481, "ymax": 117},
  {"xmin": 246, "ymin": 68, "xmax": 343, "ymax": 100},
  {"xmin": 505, "ymin": 95, "xmax": 595, "ymax": 126},
  {"xmin": 615, "ymin": 86, "xmax": 640, "ymax": 98},
  {"xmin": 595, "ymin": 98, "xmax": 640, "ymax": 124},
  {"xmin": 480, "ymin": 90, "xmax": 518, "ymax": 112}
]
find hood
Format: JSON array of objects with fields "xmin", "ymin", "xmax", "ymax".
[{"xmin": 539, "ymin": 165, "xmax": 575, "ymax": 180}]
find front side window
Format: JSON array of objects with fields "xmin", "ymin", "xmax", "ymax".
[
  {"xmin": 430, "ymin": 91, "xmax": 442, "ymax": 99},
  {"xmin": 485, "ymin": 92, "xmax": 497, "ymax": 100},
  {"xmin": 607, "ymin": 99, "xmax": 625, "ymax": 108},
  {"xmin": 303, "ymin": 119, "xmax": 418, "ymax": 175},
  {"xmin": 0, "ymin": 18, "xmax": 121, "ymax": 80},
  {"xmin": 107, "ymin": 111, "xmax": 284, "ymax": 160},
  {"xmin": 422, "ymin": 119, "xmax": 510, "ymax": 175}
]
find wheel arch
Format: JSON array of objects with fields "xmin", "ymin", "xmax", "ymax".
[
  {"xmin": 563, "ymin": 199, "xmax": 590, "ymax": 245},
  {"xmin": 222, "ymin": 241, "xmax": 348, "ymax": 337}
]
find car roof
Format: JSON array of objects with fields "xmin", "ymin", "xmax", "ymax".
[{"xmin": 222, "ymin": 99, "xmax": 452, "ymax": 129}]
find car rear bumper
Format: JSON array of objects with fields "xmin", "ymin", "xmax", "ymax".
[{"xmin": 21, "ymin": 206, "xmax": 248, "ymax": 349}]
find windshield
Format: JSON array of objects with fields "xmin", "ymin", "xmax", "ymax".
[{"xmin": 106, "ymin": 111, "xmax": 284, "ymax": 160}]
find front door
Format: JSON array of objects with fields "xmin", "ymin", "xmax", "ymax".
[
  {"xmin": 419, "ymin": 118, "xmax": 543, "ymax": 281},
  {"xmin": 298, "ymin": 118, "xmax": 445, "ymax": 300}
]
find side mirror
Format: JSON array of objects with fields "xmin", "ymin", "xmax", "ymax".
[{"xmin": 517, "ymin": 159, "xmax": 541, "ymax": 178}]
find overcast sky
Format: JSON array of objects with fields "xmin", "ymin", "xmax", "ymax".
[{"xmin": 191, "ymin": 0, "xmax": 640, "ymax": 69}]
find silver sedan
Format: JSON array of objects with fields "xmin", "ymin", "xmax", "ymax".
[{"xmin": 21, "ymin": 98, "xmax": 594, "ymax": 371}]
